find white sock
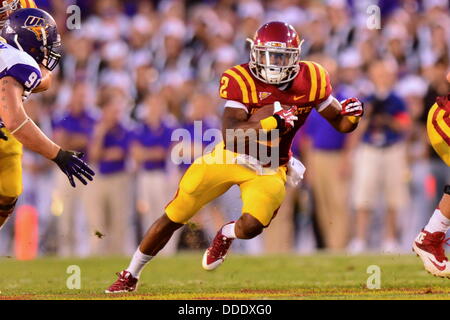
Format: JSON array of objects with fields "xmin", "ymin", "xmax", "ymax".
[
  {"xmin": 126, "ymin": 249, "xmax": 153, "ymax": 278},
  {"xmin": 424, "ymin": 208, "xmax": 450, "ymax": 233},
  {"xmin": 221, "ymin": 222, "xmax": 236, "ymax": 239}
]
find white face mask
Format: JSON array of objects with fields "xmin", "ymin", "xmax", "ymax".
[
  {"xmin": 247, "ymin": 38, "xmax": 303, "ymax": 85},
  {"xmin": 0, "ymin": 0, "xmax": 19, "ymax": 28}
]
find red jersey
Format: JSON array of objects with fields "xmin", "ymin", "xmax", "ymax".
[{"xmin": 219, "ymin": 61, "xmax": 333, "ymax": 165}]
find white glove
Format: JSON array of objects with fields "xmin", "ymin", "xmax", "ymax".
[{"xmin": 286, "ymin": 157, "xmax": 306, "ymax": 187}]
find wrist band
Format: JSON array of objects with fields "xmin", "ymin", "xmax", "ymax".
[
  {"xmin": 347, "ymin": 116, "xmax": 361, "ymax": 124},
  {"xmin": 260, "ymin": 116, "xmax": 278, "ymax": 130},
  {"xmin": 10, "ymin": 117, "xmax": 31, "ymax": 134}
]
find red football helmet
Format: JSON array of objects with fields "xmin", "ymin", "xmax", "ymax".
[
  {"xmin": 248, "ymin": 21, "xmax": 303, "ymax": 85},
  {"xmin": 0, "ymin": 0, "xmax": 20, "ymax": 28}
]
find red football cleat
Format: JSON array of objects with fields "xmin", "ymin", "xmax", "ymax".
[
  {"xmin": 202, "ymin": 224, "xmax": 234, "ymax": 271},
  {"xmin": 413, "ymin": 229, "xmax": 450, "ymax": 278},
  {"xmin": 105, "ymin": 270, "xmax": 138, "ymax": 293}
]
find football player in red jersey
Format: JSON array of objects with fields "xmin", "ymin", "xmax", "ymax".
[
  {"xmin": 106, "ymin": 21, "xmax": 364, "ymax": 293},
  {"xmin": 412, "ymin": 71, "xmax": 450, "ymax": 277}
]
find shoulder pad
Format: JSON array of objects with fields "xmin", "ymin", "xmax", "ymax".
[
  {"xmin": 300, "ymin": 61, "xmax": 332, "ymax": 104},
  {"xmin": 219, "ymin": 65, "xmax": 258, "ymax": 104},
  {"xmin": 0, "ymin": 44, "xmax": 41, "ymax": 91}
]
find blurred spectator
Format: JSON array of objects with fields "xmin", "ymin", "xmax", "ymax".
[
  {"xmin": 52, "ymin": 82, "xmax": 97, "ymax": 257},
  {"xmin": 348, "ymin": 59, "xmax": 411, "ymax": 254},
  {"xmin": 132, "ymin": 93, "xmax": 179, "ymax": 255},
  {"xmin": 303, "ymin": 56, "xmax": 351, "ymax": 252},
  {"xmin": 85, "ymin": 87, "xmax": 134, "ymax": 256},
  {"xmin": 396, "ymin": 75, "xmax": 433, "ymax": 247},
  {"xmin": 62, "ymin": 32, "xmax": 100, "ymax": 86}
]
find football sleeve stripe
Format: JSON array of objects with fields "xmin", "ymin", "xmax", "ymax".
[
  {"xmin": 20, "ymin": 0, "xmax": 37, "ymax": 8},
  {"xmin": 234, "ymin": 65, "xmax": 258, "ymax": 104},
  {"xmin": 303, "ymin": 61, "xmax": 318, "ymax": 102},
  {"xmin": 312, "ymin": 62, "xmax": 327, "ymax": 99},
  {"xmin": 428, "ymin": 103, "xmax": 450, "ymax": 166},
  {"xmin": 432, "ymin": 106, "xmax": 450, "ymax": 141},
  {"xmin": 224, "ymin": 69, "xmax": 250, "ymax": 104}
]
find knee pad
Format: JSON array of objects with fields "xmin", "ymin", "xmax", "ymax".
[
  {"xmin": 0, "ymin": 198, "xmax": 18, "ymax": 218},
  {"xmin": 444, "ymin": 185, "xmax": 450, "ymax": 196}
]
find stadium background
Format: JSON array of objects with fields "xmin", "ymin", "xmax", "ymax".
[{"xmin": 0, "ymin": 0, "xmax": 449, "ymax": 259}]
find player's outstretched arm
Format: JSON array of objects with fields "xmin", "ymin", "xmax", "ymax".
[
  {"xmin": 0, "ymin": 76, "xmax": 95, "ymax": 187},
  {"xmin": 319, "ymin": 97, "xmax": 364, "ymax": 133}
]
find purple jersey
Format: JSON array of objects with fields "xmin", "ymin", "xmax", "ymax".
[
  {"xmin": 0, "ymin": 42, "xmax": 42, "ymax": 96},
  {"xmin": 99, "ymin": 123, "xmax": 132, "ymax": 175},
  {"xmin": 133, "ymin": 121, "xmax": 173, "ymax": 171}
]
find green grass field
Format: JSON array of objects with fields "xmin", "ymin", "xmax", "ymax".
[{"xmin": 0, "ymin": 252, "xmax": 449, "ymax": 300}]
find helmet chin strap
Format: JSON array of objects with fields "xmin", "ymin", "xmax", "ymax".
[{"xmin": 13, "ymin": 34, "xmax": 23, "ymax": 51}]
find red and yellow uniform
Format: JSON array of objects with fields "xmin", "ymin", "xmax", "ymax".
[
  {"xmin": 427, "ymin": 94, "xmax": 450, "ymax": 166},
  {"xmin": 165, "ymin": 61, "xmax": 332, "ymax": 226},
  {"xmin": 220, "ymin": 61, "xmax": 332, "ymax": 165},
  {"xmin": 0, "ymin": 0, "xmax": 37, "ymax": 197},
  {"xmin": 20, "ymin": 0, "xmax": 37, "ymax": 8}
]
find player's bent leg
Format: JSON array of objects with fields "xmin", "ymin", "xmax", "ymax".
[
  {"xmin": 0, "ymin": 196, "xmax": 18, "ymax": 230},
  {"xmin": 139, "ymin": 214, "xmax": 184, "ymax": 256},
  {"xmin": 203, "ymin": 171, "xmax": 286, "ymax": 271},
  {"xmin": 413, "ymin": 187, "xmax": 450, "ymax": 277},
  {"xmin": 0, "ymin": 151, "xmax": 23, "ymax": 230},
  {"xmin": 107, "ymin": 158, "xmax": 234, "ymax": 292},
  {"xmin": 105, "ymin": 214, "xmax": 184, "ymax": 293}
]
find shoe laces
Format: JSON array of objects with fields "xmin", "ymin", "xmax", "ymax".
[
  {"xmin": 209, "ymin": 233, "xmax": 232, "ymax": 259},
  {"xmin": 426, "ymin": 232, "xmax": 450, "ymax": 262},
  {"xmin": 109, "ymin": 271, "xmax": 133, "ymax": 290}
]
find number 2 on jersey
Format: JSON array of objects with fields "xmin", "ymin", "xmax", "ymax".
[{"xmin": 220, "ymin": 76, "xmax": 229, "ymax": 98}]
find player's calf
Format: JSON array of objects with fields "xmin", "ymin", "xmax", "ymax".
[
  {"xmin": 0, "ymin": 196, "xmax": 17, "ymax": 229},
  {"xmin": 235, "ymin": 213, "xmax": 264, "ymax": 239}
]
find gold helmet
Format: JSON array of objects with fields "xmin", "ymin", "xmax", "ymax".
[{"xmin": 0, "ymin": 0, "xmax": 20, "ymax": 28}]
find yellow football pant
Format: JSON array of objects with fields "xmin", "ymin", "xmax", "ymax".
[
  {"xmin": 0, "ymin": 129, "xmax": 23, "ymax": 198},
  {"xmin": 427, "ymin": 102, "xmax": 450, "ymax": 166},
  {"xmin": 165, "ymin": 144, "xmax": 287, "ymax": 227}
]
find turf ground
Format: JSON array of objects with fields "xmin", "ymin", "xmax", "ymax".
[{"xmin": 0, "ymin": 252, "xmax": 449, "ymax": 300}]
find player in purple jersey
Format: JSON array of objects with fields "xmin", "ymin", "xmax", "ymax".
[{"xmin": 0, "ymin": 8, "xmax": 95, "ymax": 230}]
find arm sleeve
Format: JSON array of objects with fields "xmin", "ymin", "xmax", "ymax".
[
  {"xmin": 4, "ymin": 63, "xmax": 42, "ymax": 92},
  {"xmin": 311, "ymin": 62, "xmax": 333, "ymax": 111},
  {"xmin": 224, "ymin": 100, "xmax": 248, "ymax": 113}
]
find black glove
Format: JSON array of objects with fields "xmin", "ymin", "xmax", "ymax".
[
  {"xmin": 0, "ymin": 121, "xmax": 8, "ymax": 141},
  {"xmin": 52, "ymin": 149, "xmax": 95, "ymax": 187}
]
